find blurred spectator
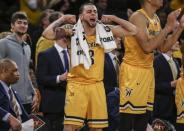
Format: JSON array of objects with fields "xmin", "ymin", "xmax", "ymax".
[
  {"xmin": 31, "ymin": 9, "xmax": 54, "ymax": 64},
  {"xmin": 106, "ymin": 0, "xmax": 128, "ymax": 19},
  {"xmin": 20, "ymin": 0, "xmax": 42, "ymax": 26},
  {"xmin": 157, "ymin": 11, "xmax": 167, "ymax": 28},
  {"xmin": 173, "ymin": 43, "xmax": 182, "ymax": 67},
  {"xmin": 0, "ymin": 11, "xmax": 39, "ymax": 114},
  {"xmin": 35, "ymin": 11, "xmax": 62, "ymax": 67},
  {"xmin": 20, "ymin": 0, "xmax": 53, "ymax": 61},
  {"xmin": 153, "ymin": 43, "xmax": 180, "ymax": 128},
  {"xmin": 0, "ymin": 0, "xmax": 19, "ymax": 32},
  {"xmin": 170, "ymin": 0, "xmax": 184, "ymax": 9},
  {"xmin": 94, "ymin": 0, "xmax": 108, "ymax": 18}
]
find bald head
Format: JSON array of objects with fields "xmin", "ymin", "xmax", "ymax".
[
  {"xmin": 0, "ymin": 59, "xmax": 20, "ymax": 85},
  {"xmin": 0, "ymin": 59, "xmax": 15, "ymax": 73}
]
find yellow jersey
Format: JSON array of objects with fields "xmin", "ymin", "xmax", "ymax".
[
  {"xmin": 68, "ymin": 36, "xmax": 104, "ymax": 84},
  {"xmin": 176, "ymin": 76, "xmax": 184, "ymax": 123},
  {"xmin": 123, "ymin": 9, "xmax": 161, "ymax": 68},
  {"xmin": 35, "ymin": 36, "xmax": 54, "ymax": 66}
]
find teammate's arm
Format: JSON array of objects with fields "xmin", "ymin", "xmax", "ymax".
[
  {"xmin": 101, "ymin": 15, "xmax": 138, "ymax": 38},
  {"xmin": 42, "ymin": 15, "xmax": 76, "ymax": 40},
  {"xmin": 130, "ymin": 9, "xmax": 182, "ymax": 53}
]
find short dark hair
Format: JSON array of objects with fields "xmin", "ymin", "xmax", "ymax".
[
  {"xmin": 49, "ymin": 11, "xmax": 62, "ymax": 23},
  {"xmin": 79, "ymin": 2, "xmax": 96, "ymax": 14},
  {"xmin": 55, "ymin": 27, "xmax": 66, "ymax": 40},
  {"xmin": 39, "ymin": 9, "xmax": 54, "ymax": 25},
  {"xmin": 11, "ymin": 11, "xmax": 28, "ymax": 24},
  {"xmin": 0, "ymin": 59, "xmax": 15, "ymax": 74}
]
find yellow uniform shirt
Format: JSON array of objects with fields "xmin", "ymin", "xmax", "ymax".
[
  {"xmin": 123, "ymin": 9, "xmax": 161, "ymax": 68},
  {"xmin": 176, "ymin": 76, "xmax": 184, "ymax": 123},
  {"xmin": 35, "ymin": 36, "xmax": 54, "ymax": 66},
  {"xmin": 68, "ymin": 36, "xmax": 104, "ymax": 84},
  {"xmin": 64, "ymin": 36, "xmax": 108, "ymax": 128},
  {"xmin": 120, "ymin": 9, "xmax": 161, "ymax": 114}
]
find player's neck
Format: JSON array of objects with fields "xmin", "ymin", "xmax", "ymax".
[
  {"xmin": 83, "ymin": 22, "xmax": 96, "ymax": 36},
  {"xmin": 142, "ymin": 4, "xmax": 157, "ymax": 18}
]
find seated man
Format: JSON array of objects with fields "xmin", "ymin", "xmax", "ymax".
[{"xmin": 0, "ymin": 59, "xmax": 29, "ymax": 131}]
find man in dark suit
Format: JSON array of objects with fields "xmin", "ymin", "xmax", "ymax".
[
  {"xmin": 153, "ymin": 43, "xmax": 180, "ymax": 126},
  {"xmin": 0, "ymin": 59, "xmax": 29, "ymax": 131},
  {"xmin": 103, "ymin": 51, "xmax": 120, "ymax": 131},
  {"xmin": 36, "ymin": 27, "xmax": 70, "ymax": 131}
]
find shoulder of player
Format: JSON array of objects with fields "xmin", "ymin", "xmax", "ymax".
[
  {"xmin": 129, "ymin": 11, "xmax": 148, "ymax": 27},
  {"xmin": 130, "ymin": 11, "xmax": 147, "ymax": 22}
]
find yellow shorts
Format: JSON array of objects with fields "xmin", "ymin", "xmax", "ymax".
[
  {"xmin": 64, "ymin": 81, "xmax": 108, "ymax": 128},
  {"xmin": 175, "ymin": 77, "xmax": 184, "ymax": 124},
  {"xmin": 119, "ymin": 63, "xmax": 155, "ymax": 114}
]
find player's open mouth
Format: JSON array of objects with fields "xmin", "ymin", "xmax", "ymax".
[{"xmin": 90, "ymin": 18, "xmax": 96, "ymax": 22}]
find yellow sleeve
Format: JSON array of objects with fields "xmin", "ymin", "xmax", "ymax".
[{"xmin": 35, "ymin": 37, "xmax": 54, "ymax": 67}]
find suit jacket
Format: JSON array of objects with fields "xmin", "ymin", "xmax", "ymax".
[
  {"xmin": 153, "ymin": 53, "xmax": 180, "ymax": 123},
  {"xmin": 103, "ymin": 53, "xmax": 118, "ymax": 94},
  {"xmin": 36, "ymin": 46, "xmax": 66, "ymax": 113},
  {"xmin": 0, "ymin": 83, "xmax": 29, "ymax": 131}
]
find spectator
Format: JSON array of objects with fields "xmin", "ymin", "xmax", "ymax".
[
  {"xmin": 37, "ymin": 27, "xmax": 70, "ymax": 131},
  {"xmin": 0, "ymin": 59, "xmax": 29, "ymax": 131},
  {"xmin": 35, "ymin": 11, "xmax": 62, "ymax": 67},
  {"xmin": 31, "ymin": 9, "xmax": 54, "ymax": 64},
  {"xmin": 0, "ymin": 11, "xmax": 39, "ymax": 114},
  {"xmin": 153, "ymin": 42, "xmax": 180, "ymax": 128}
]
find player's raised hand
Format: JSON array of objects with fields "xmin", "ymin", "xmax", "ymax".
[
  {"xmin": 165, "ymin": 8, "xmax": 181, "ymax": 32},
  {"xmin": 101, "ymin": 15, "xmax": 115, "ymax": 24},
  {"xmin": 62, "ymin": 15, "xmax": 76, "ymax": 24}
]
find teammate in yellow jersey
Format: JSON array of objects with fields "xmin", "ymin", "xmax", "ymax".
[
  {"xmin": 175, "ymin": 35, "xmax": 184, "ymax": 131},
  {"xmin": 119, "ymin": 0, "xmax": 184, "ymax": 130},
  {"xmin": 42, "ymin": 2, "xmax": 137, "ymax": 131}
]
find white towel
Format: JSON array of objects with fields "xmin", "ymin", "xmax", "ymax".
[{"xmin": 71, "ymin": 19, "xmax": 116, "ymax": 69}]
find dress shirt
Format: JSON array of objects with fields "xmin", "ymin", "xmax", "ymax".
[
  {"xmin": 162, "ymin": 53, "xmax": 178, "ymax": 80},
  {"xmin": 108, "ymin": 52, "xmax": 119, "ymax": 72},
  {"xmin": 54, "ymin": 43, "xmax": 70, "ymax": 83}
]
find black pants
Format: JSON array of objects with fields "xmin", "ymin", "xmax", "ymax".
[
  {"xmin": 176, "ymin": 123, "xmax": 184, "ymax": 131},
  {"xmin": 119, "ymin": 112, "xmax": 149, "ymax": 131},
  {"xmin": 43, "ymin": 113, "xmax": 64, "ymax": 131}
]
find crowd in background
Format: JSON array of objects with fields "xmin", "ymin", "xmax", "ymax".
[
  {"xmin": 0, "ymin": 0, "xmax": 182, "ymax": 65},
  {"xmin": 0, "ymin": 0, "xmax": 184, "ymax": 131},
  {"xmin": 0, "ymin": 0, "xmax": 142, "ymax": 65}
]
